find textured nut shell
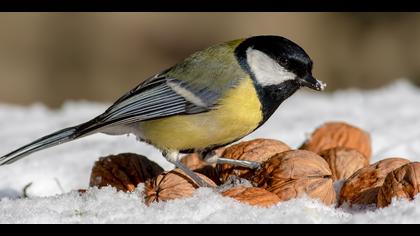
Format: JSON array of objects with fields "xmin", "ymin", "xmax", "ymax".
[
  {"xmin": 268, "ymin": 177, "xmax": 336, "ymax": 205},
  {"xmin": 252, "ymin": 150, "xmax": 336, "ymax": 205},
  {"xmin": 222, "ymin": 187, "xmax": 280, "ymax": 207},
  {"xmin": 181, "ymin": 153, "xmax": 207, "ymax": 170},
  {"xmin": 144, "ymin": 169, "xmax": 216, "ymax": 205},
  {"xmin": 181, "ymin": 147, "xmax": 225, "ymax": 170},
  {"xmin": 90, "ymin": 153, "xmax": 164, "ymax": 192},
  {"xmin": 300, "ymin": 122, "xmax": 372, "ymax": 161},
  {"xmin": 339, "ymin": 158, "xmax": 410, "ymax": 206},
  {"xmin": 377, "ymin": 162, "xmax": 420, "ymax": 208},
  {"xmin": 319, "ymin": 147, "xmax": 369, "ymax": 181},
  {"xmin": 194, "ymin": 166, "xmax": 221, "ymax": 185},
  {"xmin": 252, "ymin": 150, "xmax": 332, "ymax": 183},
  {"xmin": 180, "ymin": 148, "xmax": 225, "ymax": 185},
  {"xmin": 218, "ymin": 139, "xmax": 291, "ymax": 182}
]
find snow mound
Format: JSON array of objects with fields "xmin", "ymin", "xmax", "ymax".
[{"xmin": 1, "ymin": 80, "xmax": 420, "ymax": 223}]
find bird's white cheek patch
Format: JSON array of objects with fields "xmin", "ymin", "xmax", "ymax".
[{"xmin": 246, "ymin": 48, "xmax": 296, "ymax": 86}]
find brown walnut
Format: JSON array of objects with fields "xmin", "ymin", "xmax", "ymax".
[
  {"xmin": 222, "ymin": 186, "xmax": 281, "ymax": 207},
  {"xmin": 218, "ymin": 139, "xmax": 291, "ymax": 183},
  {"xmin": 143, "ymin": 169, "xmax": 216, "ymax": 205},
  {"xmin": 300, "ymin": 122, "xmax": 372, "ymax": 161},
  {"xmin": 319, "ymin": 147, "xmax": 369, "ymax": 181},
  {"xmin": 377, "ymin": 162, "xmax": 420, "ymax": 208},
  {"xmin": 252, "ymin": 150, "xmax": 336, "ymax": 205},
  {"xmin": 339, "ymin": 158, "xmax": 410, "ymax": 206},
  {"xmin": 90, "ymin": 153, "xmax": 164, "ymax": 192}
]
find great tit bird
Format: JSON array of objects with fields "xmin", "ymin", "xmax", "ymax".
[{"xmin": 0, "ymin": 35, "xmax": 325, "ymax": 187}]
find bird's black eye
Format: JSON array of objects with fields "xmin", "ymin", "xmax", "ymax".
[{"xmin": 279, "ymin": 58, "xmax": 289, "ymax": 67}]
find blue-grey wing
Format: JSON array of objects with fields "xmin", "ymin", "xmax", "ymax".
[
  {"xmin": 95, "ymin": 39, "xmax": 248, "ymax": 129},
  {"xmin": 82, "ymin": 75, "xmax": 220, "ymax": 132}
]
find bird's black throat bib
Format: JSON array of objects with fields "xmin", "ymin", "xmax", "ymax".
[{"xmin": 255, "ymin": 80, "xmax": 300, "ymax": 127}]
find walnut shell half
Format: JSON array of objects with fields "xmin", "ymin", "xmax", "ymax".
[
  {"xmin": 218, "ymin": 138, "xmax": 291, "ymax": 183},
  {"xmin": 300, "ymin": 122, "xmax": 372, "ymax": 161},
  {"xmin": 222, "ymin": 186, "xmax": 280, "ymax": 207},
  {"xmin": 90, "ymin": 153, "xmax": 164, "ymax": 192},
  {"xmin": 319, "ymin": 147, "xmax": 369, "ymax": 181},
  {"xmin": 252, "ymin": 150, "xmax": 336, "ymax": 205},
  {"xmin": 144, "ymin": 169, "xmax": 216, "ymax": 205},
  {"xmin": 339, "ymin": 158, "xmax": 410, "ymax": 206},
  {"xmin": 377, "ymin": 162, "xmax": 420, "ymax": 208}
]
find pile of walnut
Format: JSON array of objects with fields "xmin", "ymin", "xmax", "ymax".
[{"xmin": 88, "ymin": 121, "xmax": 419, "ymax": 209}]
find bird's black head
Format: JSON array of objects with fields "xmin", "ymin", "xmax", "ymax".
[{"xmin": 234, "ymin": 35, "xmax": 326, "ymax": 122}]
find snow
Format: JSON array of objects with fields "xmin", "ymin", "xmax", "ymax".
[{"xmin": 1, "ymin": 80, "xmax": 420, "ymax": 223}]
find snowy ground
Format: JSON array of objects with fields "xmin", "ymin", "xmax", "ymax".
[{"xmin": 1, "ymin": 80, "xmax": 420, "ymax": 223}]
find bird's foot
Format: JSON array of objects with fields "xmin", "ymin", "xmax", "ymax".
[
  {"xmin": 202, "ymin": 150, "xmax": 261, "ymax": 169},
  {"xmin": 216, "ymin": 157, "xmax": 261, "ymax": 169},
  {"xmin": 164, "ymin": 151, "xmax": 212, "ymax": 188},
  {"xmin": 174, "ymin": 160, "xmax": 212, "ymax": 188},
  {"xmin": 216, "ymin": 175, "xmax": 254, "ymax": 192}
]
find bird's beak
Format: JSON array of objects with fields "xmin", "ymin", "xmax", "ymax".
[{"xmin": 298, "ymin": 74, "xmax": 327, "ymax": 91}]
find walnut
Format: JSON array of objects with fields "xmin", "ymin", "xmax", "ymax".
[
  {"xmin": 300, "ymin": 122, "xmax": 372, "ymax": 161},
  {"xmin": 143, "ymin": 169, "xmax": 216, "ymax": 205},
  {"xmin": 194, "ymin": 166, "xmax": 221, "ymax": 185},
  {"xmin": 319, "ymin": 147, "xmax": 369, "ymax": 181},
  {"xmin": 90, "ymin": 153, "xmax": 164, "ymax": 192},
  {"xmin": 180, "ymin": 148, "xmax": 225, "ymax": 185},
  {"xmin": 218, "ymin": 139, "xmax": 291, "ymax": 183},
  {"xmin": 377, "ymin": 162, "xmax": 420, "ymax": 208},
  {"xmin": 221, "ymin": 186, "xmax": 280, "ymax": 207},
  {"xmin": 181, "ymin": 147, "xmax": 225, "ymax": 170},
  {"xmin": 252, "ymin": 150, "xmax": 336, "ymax": 205},
  {"xmin": 339, "ymin": 158, "xmax": 410, "ymax": 206},
  {"xmin": 181, "ymin": 153, "xmax": 207, "ymax": 170}
]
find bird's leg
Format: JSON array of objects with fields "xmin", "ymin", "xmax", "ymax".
[
  {"xmin": 163, "ymin": 151, "xmax": 211, "ymax": 188},
  {"xmin": 216, "ymin": 175, "xmax": 254, "ymax": 192},
  {"xmin": 200, "ymin": 150, "xmax": 261, "ymax": 169}
]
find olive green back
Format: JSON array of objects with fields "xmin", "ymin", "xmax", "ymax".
[{"xmin": 163, "ymin": 38, "xmax": 248, "ymax": 97}]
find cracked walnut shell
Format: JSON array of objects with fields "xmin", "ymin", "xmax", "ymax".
[
  {"xmin": 252, "ymin": 150, "xmax": 336, "ymax": 205},
  {"xmin": 90, "ymin": 153, "xmax": 164, "ymax": 192},
  {"xmin": 377, "ymin": 162, "xmax": 420, "ymax": 208},
  {"xmin": 339, "ymin": 158, "xmax": 410, "ymax": 206}
]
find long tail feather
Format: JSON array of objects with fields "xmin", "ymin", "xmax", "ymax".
[{"xmin": 0, "ymin": 121, "xmax": 95, "ymax": 165}]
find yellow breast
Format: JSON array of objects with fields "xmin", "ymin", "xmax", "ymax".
[{"xmin": 138, "ymin": 77, "xmax": 263, "ymax": 152}]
